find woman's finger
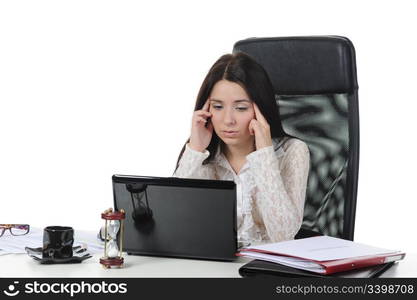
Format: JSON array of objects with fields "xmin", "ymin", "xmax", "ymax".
[
  {"xmin": 195, "ymin": 117, "xmax": 207, "ymax": 124},
  {"xmin": 195, "ymin": 111, "xmax": 212, "ymax": 117},
  {"xmin": 202, "ymin": 98, "xmax": 211, "ymax": 112},
  {"xmin": 253, "ymin": 103, "xmax": 268, "ymax": 126},
  {"xmin": 194, "ymin": 113, "xmax": 211, "ymax": 123}
]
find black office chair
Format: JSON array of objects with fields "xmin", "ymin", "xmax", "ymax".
[{"xmin": 233, "ymin": 36, "xmax": 359, "ymax": 240}]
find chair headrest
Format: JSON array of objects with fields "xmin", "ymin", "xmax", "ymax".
[{"xmin": 233, "ymin": 36, "xmax": 358, "ymax": 95}]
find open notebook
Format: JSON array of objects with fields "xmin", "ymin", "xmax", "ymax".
[{"xmin": 237, "ymin": 236, "xmax": 405, "ymax": 275}]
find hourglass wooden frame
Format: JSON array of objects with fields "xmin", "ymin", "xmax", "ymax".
[{"xmin": 99, "ymin": 208, "xmax": 125, "ymax": 268}]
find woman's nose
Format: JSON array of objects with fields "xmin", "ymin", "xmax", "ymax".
[{"xmin": 223, "ymin": 108, "xmax": 236, "ymax": 125}]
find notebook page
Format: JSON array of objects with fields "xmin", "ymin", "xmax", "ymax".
[{"xmin": 248, "ymin": 236, "xmax": 400, "ymax": 261}]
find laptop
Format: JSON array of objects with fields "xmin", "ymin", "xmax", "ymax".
[{"xmin": 112, "ymin": 175, "xmax": 237, "ymax": 261}]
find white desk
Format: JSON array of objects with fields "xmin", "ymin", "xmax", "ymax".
[
  {"xmin": 0, "ymin": 253, "xmax": 416, "ymax": 278},
  {"xmin": 0, "ymin": 253, "xmax": 250, "ymax": 278}
]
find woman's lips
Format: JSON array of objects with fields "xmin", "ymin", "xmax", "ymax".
[{"xmin": 222, "ymin": 130, "xmax": 239, "ymax": 137}]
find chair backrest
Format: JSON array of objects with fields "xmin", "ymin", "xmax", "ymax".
[{"xmin": 233, "ymin": 36, "xmax": 359, "ymax": 240}]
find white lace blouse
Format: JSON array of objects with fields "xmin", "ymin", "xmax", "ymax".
[{"xmin": 173, "ymin": 137, "xmax": 310, "ymax": 244}]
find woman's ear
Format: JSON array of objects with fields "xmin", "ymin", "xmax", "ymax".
[{"xmin": 248, "ymin": 120, "xmax": 255, "ymax": 135}]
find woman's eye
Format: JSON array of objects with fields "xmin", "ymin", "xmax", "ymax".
[
  {"xmin": 212, "ymin": 105, "xmax": 223, "ymax": 110},
  {"xmin": 236, "ymin": 107, "xmax": 248, "ymax": 111}
]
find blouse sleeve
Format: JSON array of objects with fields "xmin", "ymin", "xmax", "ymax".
[
  {"xmin": 172, "ymin": 143, "xmax": 216, "ymax": 180},
  {"xmin": 246, "ymin": 139, "xmax": 310, "ymax": 242}
]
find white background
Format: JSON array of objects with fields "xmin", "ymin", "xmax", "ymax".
[{"xmin": 1, "ymin": 1, "xmax": 416, "ymax": 253}]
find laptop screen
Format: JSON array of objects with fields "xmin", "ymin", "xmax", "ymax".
[{"xmin": 112, "ymin": 175, "xmax": 237, "ymax": 261}]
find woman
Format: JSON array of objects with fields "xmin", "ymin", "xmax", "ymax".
[{"xmin": 173, "ymin": 52, "xmax": 310, "ymax": 244}]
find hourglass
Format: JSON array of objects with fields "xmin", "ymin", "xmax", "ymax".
[{"xmin": 99, "ymin": 208, "xmax": 125, "ymax": 268}]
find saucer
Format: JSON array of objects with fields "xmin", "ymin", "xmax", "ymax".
[{"xmin": 25, "ymin": 245, "xmax": 92, "ymax": 264}]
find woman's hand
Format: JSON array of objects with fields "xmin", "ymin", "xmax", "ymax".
[
  {"xmin": 248, "ymin": 103, "xmax": 273, "ymax": 150},
  {"xmin": 189, "ymin": 99, "xmax": 213, "ymax": 152}
]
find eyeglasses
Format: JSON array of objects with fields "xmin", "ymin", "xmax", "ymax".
[{"xmin": 0, "ymin": 224, "xmax": 30, "ymax": 237}]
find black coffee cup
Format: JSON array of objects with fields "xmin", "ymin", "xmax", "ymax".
[{"xmin": 42, "ymin": 226, "xmax": 74, "ymax": 259}]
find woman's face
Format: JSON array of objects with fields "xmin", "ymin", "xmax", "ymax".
[{"xmin": 209, "ymin": 79, "xmax": 255, "ymax": 147}]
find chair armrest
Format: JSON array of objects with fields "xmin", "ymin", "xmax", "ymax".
[{"xmin": 294, "ymin": 227, "xmax": 323, "ymax": 239}]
